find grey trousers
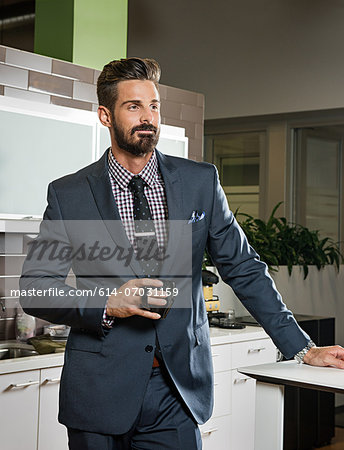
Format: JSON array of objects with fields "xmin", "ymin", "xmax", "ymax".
[{"xmin": 67, "ymin": 366, "xmax": 202, "ymax": 450}]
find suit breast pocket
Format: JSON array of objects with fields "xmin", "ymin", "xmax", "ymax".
[{"xmin": 183, "ymin": 219, "xmax": 207, "ymax": 235}]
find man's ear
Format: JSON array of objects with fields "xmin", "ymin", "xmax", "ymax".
[{"xmin": 97, "ymin": 106, "xmax": 112, "ymax": 128}]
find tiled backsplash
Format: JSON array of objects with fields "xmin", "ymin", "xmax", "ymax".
[
  {"xmin": 0, "ymin": 232, "xmax": 73, "ymax": 340},
  {"xmin": 0, "ymin": 45, "xmax": 204, "ymax": 161},
  {"xmin": 0, "ymin": 46, "xmax": 6, "ymax": 62},
  {"xmin": 0, "ymin": 233, "xmax": 31, "ymax": 339},
  {"xmin": 0, "ymin": 45, "xmax": 204, "ymax": 338}
]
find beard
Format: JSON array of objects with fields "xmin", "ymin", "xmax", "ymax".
[{"xmin": 112, "ymin": 120, "xmax": 160, "ymax": 157}]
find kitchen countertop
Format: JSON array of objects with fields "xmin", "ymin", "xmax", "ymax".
[
  {"xmin": 239, "ymin": 360, "xmax": 344, "ymax": 394},
  {"xmin": 0, "ymin": 350, "xmax": 65, "ymax": 375},
  {"xmin": 0, "ymin": 326, "xmax": 269, "ymax": 375},
  {"xmin": 209, "ymin": 324, "xmax": 269, "ymax": 345}
]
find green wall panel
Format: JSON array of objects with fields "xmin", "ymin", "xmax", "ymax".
[
  {"xmin": 35, "ymin": 0, "xmax": 127, "ymax": 69},
  {"xmin": 35, "ymin": 0, "xmax": 74, "ymax": 61},
  {"xmin": 73, "ymin": 0, "xmax": 128, "ymax": 69}
]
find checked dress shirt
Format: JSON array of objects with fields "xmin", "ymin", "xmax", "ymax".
[{"xmin": 102, "ymin": 149, "xmax": 168, "ymax": 326}]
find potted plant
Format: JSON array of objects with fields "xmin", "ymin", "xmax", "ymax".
[
  {"xmin": 202, "ymin": 203, "xmax": 344, "ymax": 323},
  {"xmin": 235, "ymin": 202, "xmax": 343, "ymax": 279},
  {"xmin": 234, "ymin": 202, "xmax": 344, "ymax": 346}
]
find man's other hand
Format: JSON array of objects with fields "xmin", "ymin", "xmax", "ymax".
[
  {"xmin": 303, "ymin": 345, "xmax": 344, "ymax": 369},
  {"xmin": 106, "ymin": 278, "xmax": 167, "ymax": 320}
]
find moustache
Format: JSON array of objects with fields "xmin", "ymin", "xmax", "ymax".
[{"xmin": 131, "ymin": 125, "xmax": 157, "ymax": 135}]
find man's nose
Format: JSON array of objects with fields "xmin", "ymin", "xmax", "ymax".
[{"xmin": 140, "ymin": 107, "xmax": 154, "ymax": 124}]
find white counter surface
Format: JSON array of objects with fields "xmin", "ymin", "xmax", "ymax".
[
  {"xmin": 0, "ymin": 351, "xmax": 65, "ymax": 375},
  {"xmin": 209, "ymin": 325, "xmax": 269, "ymax": 345},
  {"xmin": 0, "ymin": 325, "xmax": 267, "ymax": 375},
  {"xmin": 239, "ymin": 360, "xmax": 344, "ymax": 393},
  {"xmin": 0, "ymin": 217, "xmax": 41, "ymax": 233}
]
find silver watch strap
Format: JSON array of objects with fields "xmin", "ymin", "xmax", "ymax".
[{"xmin": 294, "ymin": 340, "xmax": 316, "ymax": 364}]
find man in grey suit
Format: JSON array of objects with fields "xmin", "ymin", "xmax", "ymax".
[{"xmin": 20, "ymin": 57, "xmax": 344, "ymax": 450}]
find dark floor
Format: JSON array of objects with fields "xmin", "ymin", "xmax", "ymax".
[
  {"xmin": 320, "ymin": 408, "xmax": 344, "ymax": 450},
  {"xmin": 321, "ymin": 428, "xmax": 344, "ymax": 450},
  {"xmin": 335, "ymin": 406, "xmax": 344, "ymax": 428}
]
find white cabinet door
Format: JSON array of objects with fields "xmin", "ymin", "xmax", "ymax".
[
  {"xmin": 200, "ymin": 415, "xmax": 232, "ymax": 450},
  {"xmin": 230, "ymin": 370, "xmax": 256, "ymax": 450},
  {"xmin": 0, "ymin": 369, "xmax": 39, "ymax": 450},
  {"xmin": 38, "ymin": 367, "xmax": 68, "ymax": 450},
  {"xmin": 213, "ymin": 370, "xmax": 232, "ymax": 417}
]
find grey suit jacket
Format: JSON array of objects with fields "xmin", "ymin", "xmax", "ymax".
[{"xmin": 20, "ymin": 150, "xmax": 310, "ymax": 434}]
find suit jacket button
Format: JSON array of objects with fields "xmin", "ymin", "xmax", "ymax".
[{"xmin": 145, "ymin": 345, "xmax": 153, "ymax": 353}]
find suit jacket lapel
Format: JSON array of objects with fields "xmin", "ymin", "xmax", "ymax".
[
  {"xmin": 156, "ymin": 150, "xmax": 183, "ymax": 221},
  {"xmin": 86, "ymin": 150, "xmax": 143, "ymax": 276},
  {"xmin": 156, "ymin": 151, "xmax": 186, "ymax": 277}
]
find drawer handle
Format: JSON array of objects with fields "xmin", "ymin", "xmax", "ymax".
[
  {"xmin": 201, "ymin": 427, "xmax": 218, "ymax": 436},
  {"xmin": 43, "ymin": 378, "xmax": 60, "ymax": 384},
  {"xmin": 9, "ymin": 380, "xmax": 39, "ymax": 388},
  {"xmin": 248, "ymin": 347, "xmax": 265, "ymax": 353},
  {"xmin": 212, "ymin": 353, "xmax": 220, "ymax": 358},
  {"xmin": 234, "ymin": 377, "xmax": 249, "ymax": 384}
]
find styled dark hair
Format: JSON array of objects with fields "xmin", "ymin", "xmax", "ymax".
[{"xmin": 97, "ymin": 57, "xmax": 161, "ymax": 111}]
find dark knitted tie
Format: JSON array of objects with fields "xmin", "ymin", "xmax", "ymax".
[{"xmin": 128, "ymin": 176, "xmax": 160, "ymax": 277}]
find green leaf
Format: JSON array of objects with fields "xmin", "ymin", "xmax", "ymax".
[{"xmin": 235, "ymin": 202, "xmax": 344, "ymax": 278}]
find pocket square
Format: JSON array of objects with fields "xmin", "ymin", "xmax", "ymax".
[{"xmin": 188, "ymin": 210, "xmax": 205, "ymax": 224}]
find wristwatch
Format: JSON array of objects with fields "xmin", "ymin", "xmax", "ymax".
[{"xmin": 294, "ymin": 340, "xmax": 316, "ymax": 364}]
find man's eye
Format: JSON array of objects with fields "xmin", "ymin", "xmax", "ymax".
[
  {"xmin": 151, "ymin": 104, "xmax": 160, "ymax": 111},
  {"xmin": 128, "ymin": 105, "xmax": 139, "ymax": 110}
]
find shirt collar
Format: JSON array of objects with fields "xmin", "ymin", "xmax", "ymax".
[{"xmin": 108, "ymin": 149, "xmax": 158, "ymax": 190}]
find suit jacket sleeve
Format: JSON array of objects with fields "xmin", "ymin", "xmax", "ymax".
[
  {"xmin": 206, "ymin": 166, "xmax": 310, "ymax": 359},
  {"xmin": 19, "ymin": 182, "xmax": 107, "ymax": 337}
]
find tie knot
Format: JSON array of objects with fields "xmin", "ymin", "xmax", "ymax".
[{"xmin": 128, "ymin": 176, "xmax": 146, "ymax": 194}]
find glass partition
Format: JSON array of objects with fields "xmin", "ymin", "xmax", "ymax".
[
  {"xmin": 204, "ymin": 131, "xmax": 266, "ymax": 217},
  {"xmin": 294, "ymin": 127, "xmax": 343, "ymax": 244}
]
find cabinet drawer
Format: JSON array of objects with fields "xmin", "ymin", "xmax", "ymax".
[
  {"xmin": 200, "ymin": 415, "xmax": 232, "ymax": 450},
  {"xmin": 213, "ymin": 371, "xmax": 232, "ymax": 417},
  {"xmin": 211, "ymin": 343, "xmax": 232, "ymax": 373},
  {"xmin": 0, "ymin": 369, "xmax": 40, "ymax": 391},
  {"xmin": 231, "ymin": 338, "xmax": 276, "ymax": 369}
]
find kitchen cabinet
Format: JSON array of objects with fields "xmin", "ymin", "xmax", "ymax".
[
  {"xmin": 0, "ymin": 369, "xmax": 39, "ymax": 450},
  {"xmin": 201, "ymin": 329, "xmax": 277, "ymax": 450},
  {"xmin": 231, "ymin": 371, "xmax": 256, "ymax": 450},
  {"xmin": 38, "ymin": 367, "xmax": 68, "ymax": 450},
  {"xmin": 0, "ymin": 95, "xmax": 188, "ymax": 217},
  {"xmin": 0, "ymin": 355, "xmax": 68, "ymax": 450}
]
